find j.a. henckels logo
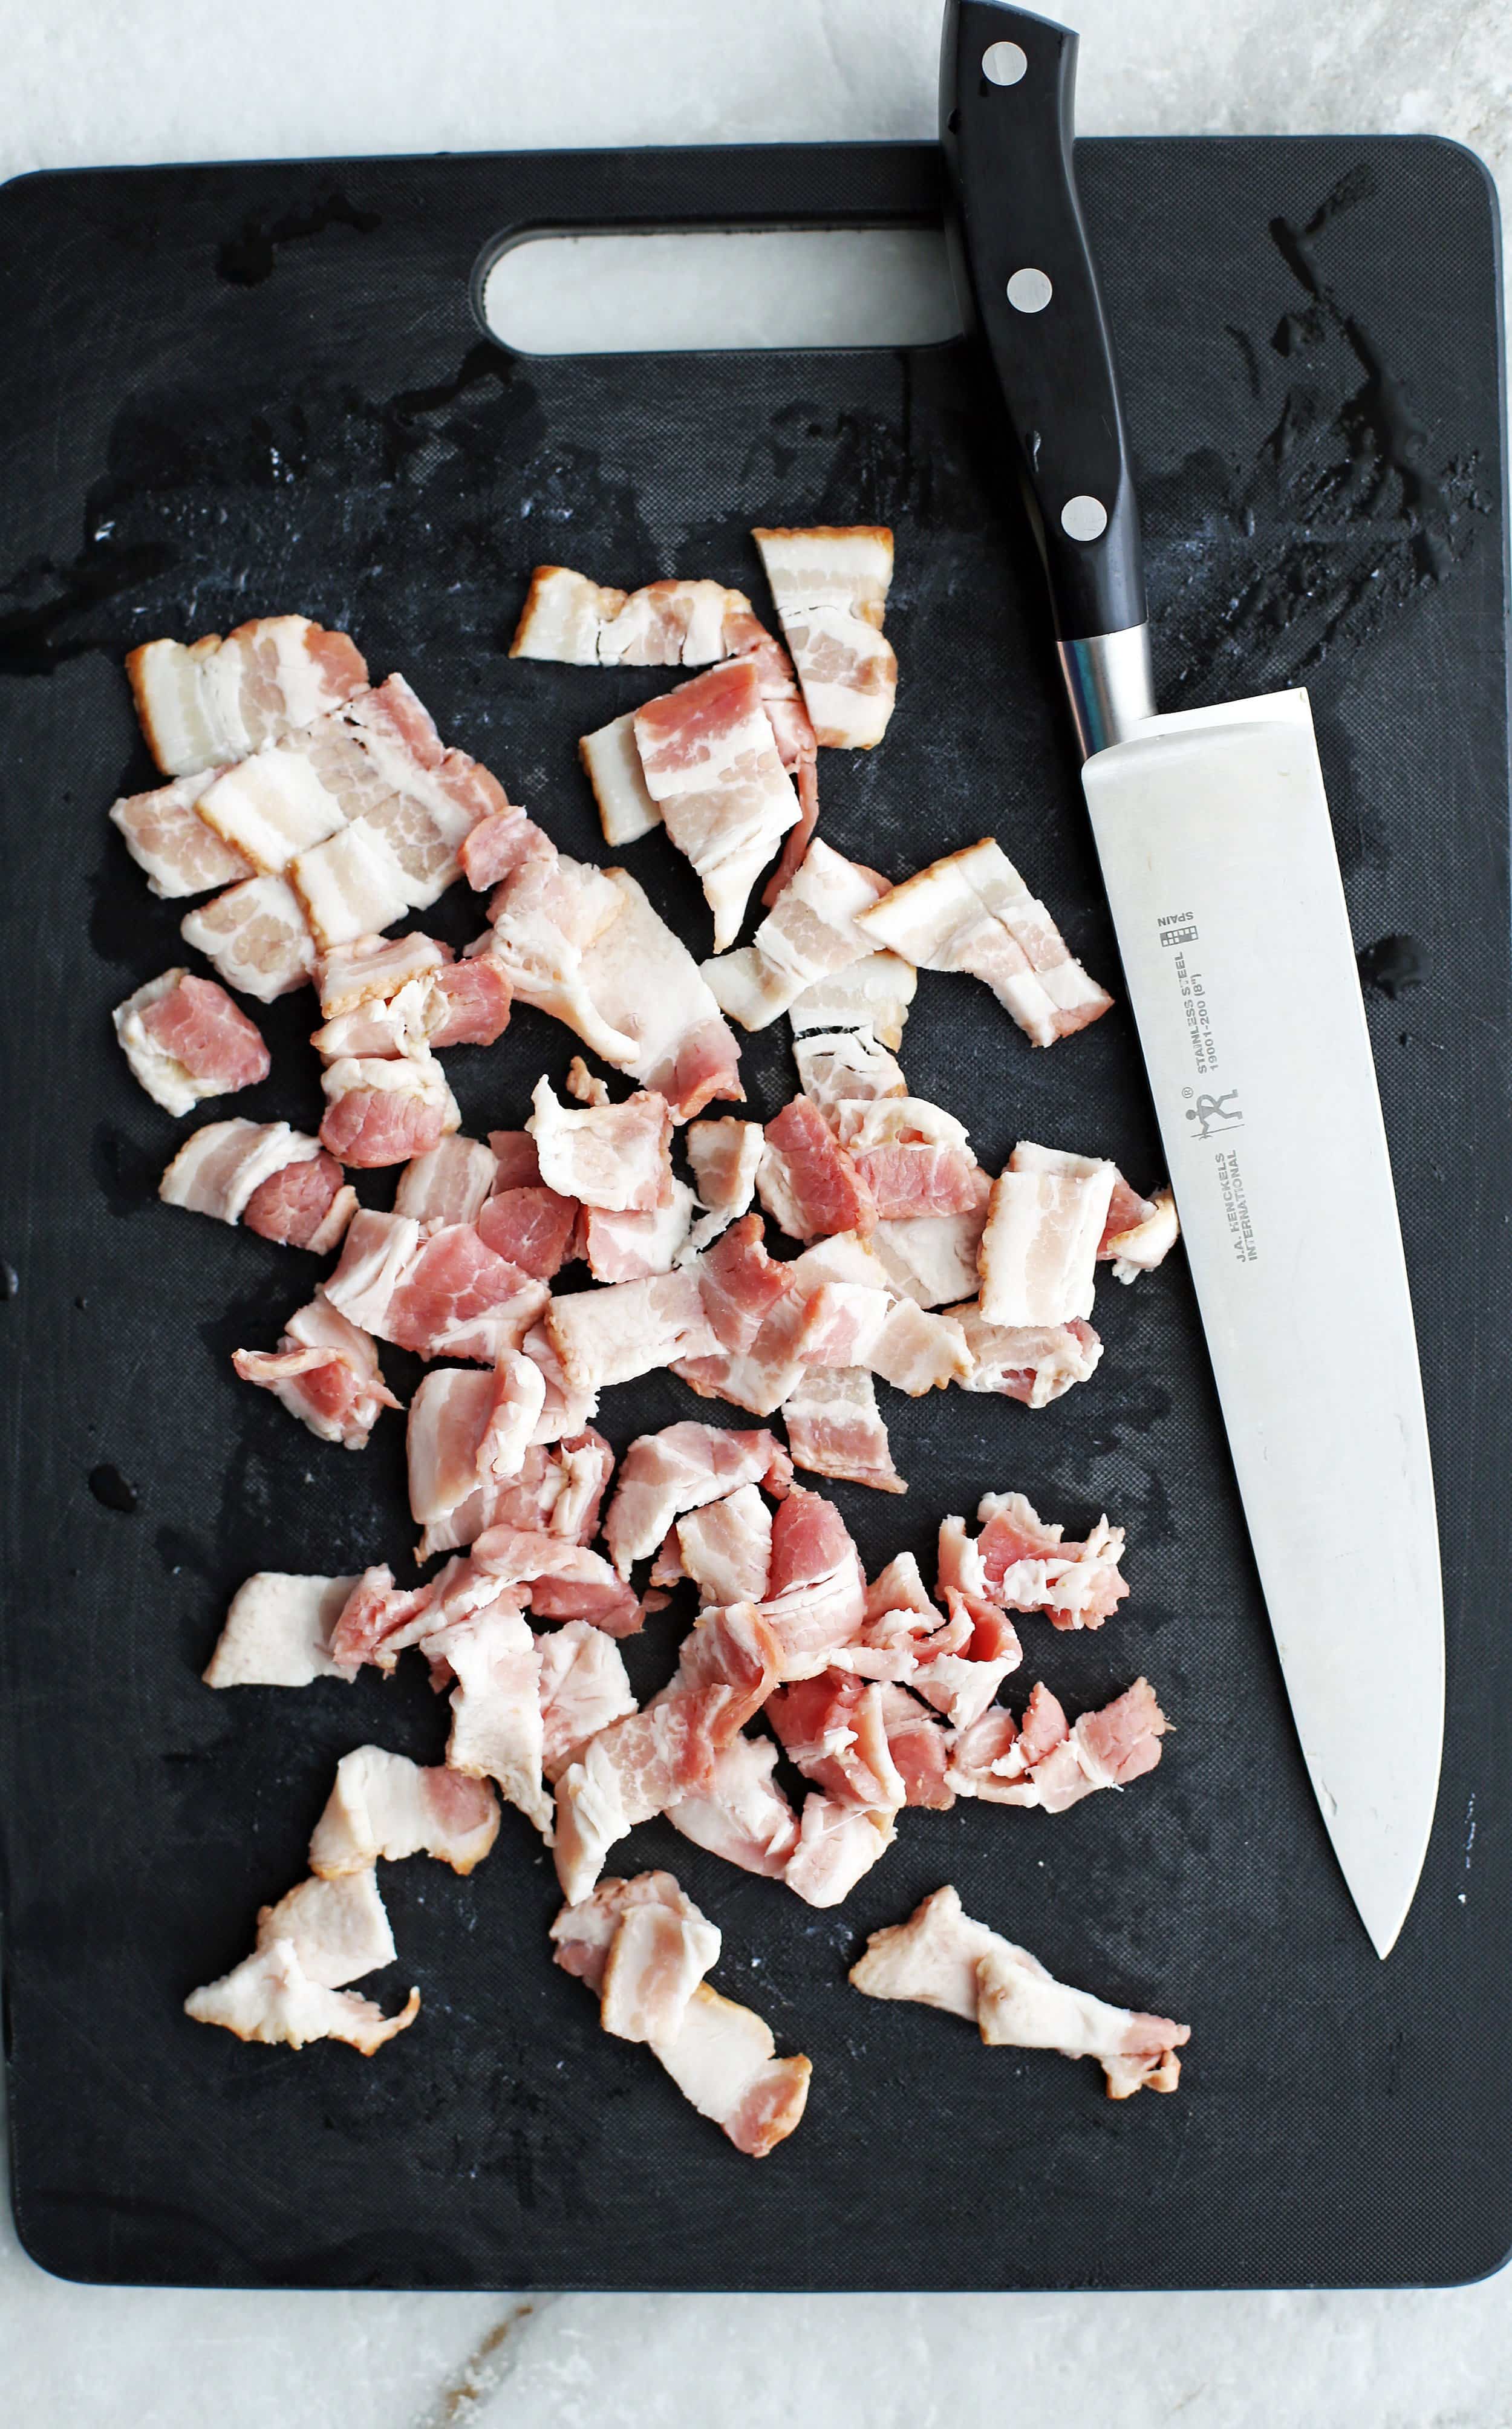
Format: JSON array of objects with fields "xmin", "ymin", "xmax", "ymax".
[{"xmin": 1183, "ymin": 1087, "xmax": 1244, "ymax": 1142}]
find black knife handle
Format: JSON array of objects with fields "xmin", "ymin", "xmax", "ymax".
[{"xmin": 940, "ymin": 1, "xmax": 1149, "ymax": 657}]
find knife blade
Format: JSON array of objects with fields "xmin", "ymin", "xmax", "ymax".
[{"xmin": 940, "ymin": 0, "xmax": 1444, "ymax": 1955}]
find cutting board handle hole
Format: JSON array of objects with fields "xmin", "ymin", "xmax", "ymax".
[{"xmin": 475, "ymin": 226, "xmax": 962, "ymax": 355}]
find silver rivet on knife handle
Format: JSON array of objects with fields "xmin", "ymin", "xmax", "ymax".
[{"xmin": 1055, "ymin": 622, "xmax": 1156, "ymax": 757}]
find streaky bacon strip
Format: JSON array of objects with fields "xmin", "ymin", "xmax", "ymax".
[
  {"xmin": 113, "ymin": 970, "xmax": 271, "ymax": 1116},
  {"xmin": 603, "ymin": 1420, "xmax": 792, "ymax": 1577},
  {"xmin": 759, "ymin": 1096, "xmax": 876, "ymax": 1242},
  {"xmin": 632, "ymin": 660, "xmax": 801, "ymax": 951},
  {"xmin": 128, "ymin": 616, "xmax": 368, "ymax": 777}
]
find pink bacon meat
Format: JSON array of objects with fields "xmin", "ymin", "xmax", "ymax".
[
  {"xmin": 856, "ymin": 839, "xmax": 1112, "ymax": 1049},
  {"xmin": 603, "ymin": 1420, "xmax": 792, "ymax": 1578},
  {"xmin": 113, "ymin": 969, "xmax": 270, "ymax": 1116},
  {"xmin": 160, "ymin": 1119, "xmax": 356, "ymax": 1251}
]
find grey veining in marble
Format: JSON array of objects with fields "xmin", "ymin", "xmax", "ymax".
[{"xmin": 2, "ymin": 1, "xmax": 1510, "ymax": 2421}]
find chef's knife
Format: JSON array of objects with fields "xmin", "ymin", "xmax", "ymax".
[{"xmin": 940, "ymin": 1, "xmax": 1444, "ymax": 1956}]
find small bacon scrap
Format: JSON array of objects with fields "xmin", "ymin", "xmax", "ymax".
[
  {"xmin": 945, "ymin": 1677, "xmax": 1168, "ymax": 1810},
  {"xmin": 603, "ymin": 1420, "xmax": 792, "ymax": 1577},
  {"xmin": 759, "ymin": 1096, "xmax": 876, "ymax": 1242},
  {"xmin": 703, "ymin": 838, "xmax": 890, "ymax": 1031},
  {"xmin": 318, "ymin": 1049, "xmax": 460, "ymax": 1168},
  {"xmin": 1008, "ymin": 1142, "xmax": 1180, "ymax": 1285},
  {"xmin": 849, "ymin": 1883, "xmax": 1188, "ymax": 2098},
  {"xmin": 114, "ymin": 969, "xmax": 270, "ymax": 1116},
  {"xmin": 682, "ymin": 1117, "xmax": 764, "ymax": 1257},
  {"xmin": 945, "ymin": 1302, "xmax": 1103, "ymax": 1407},
  {"xmin": 856, "ymin": 839, "xmax": 1112, "ymax": 1048},
  {"xmin": 233, "ymin": 1297, "xmax": 400, "ymax": 1449},
  {"xmin": 128, "ymin": 616, "xmax": 368, "ymax": 777},
  {"xmin": 323, "ymin": 1210, "xmax": 550, "ymax": 1363},
  {"xmin": 782, "ymin": 1366, "xmax": 905, "ymax": 1495},
  {"xmin": 394, "ymin": 1134, "xmax": 499, "ymax": 1226},
  {"xmin": 752, "ymin": 526, "xmax": 898, "ymax": 749},
  {"xmin": 184, "ymin": 1936, "xmax": 420, "ymax": 2055},
  {"xmin": 203, "ymin": 1571, "xmax": 362, "ymax": 1687},
  {"xmin": 308, "ymin": 1746, "xmax": 500, "ymax": 1875},
  {"xmin": 974, "ymin": 1490, "xmax": 1129, "ymax": 1630},
  {"xmin": 666, "ymin": 1732, "xmax": 799, "ymax": 1876},
  {"xmin": 550, "ymin": 1871, "xmax": 810, "ymax": 2155},
  {"xmin": 528, "ymin": 1077, "xmax": 673, "ymax": 1212}
]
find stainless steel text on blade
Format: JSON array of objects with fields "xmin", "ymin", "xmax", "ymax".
[{"xmin": 1084, "ymin": 701, "xmax": 1444, "ymax": 1957}]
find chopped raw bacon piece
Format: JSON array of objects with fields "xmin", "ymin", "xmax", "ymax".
[
  {"xmin": 856, "ymin": 1885, "xmax": 1190, "ymax": 2097},
  {"xmin": 316, "ymin": 931, "xmax": 448, "ymax": 1017},
  {"xmin": 760, "ymin": 1095, "xmax": 876, "ymax": 1241},
  {"xmin": 1016, "ymin": 1678, "xmax": 1170, "ymax": 1813},
  {"xmin": 458, "ymin": 798, "xmax": 547, "ymax": 890},
  {"xmin": 977, "ymin": 1163, "xmax": 1115, "ymax": 1327},
  {"xmin": 581, "ymin": 1175, "xmax": 696, "ymax": 1282},
  {"xmin": 528, "ymin": 1077, "xmax": 673, "ymax": 1212},
  {"xmin": 674, "ymin": 1484, "xmax": 773, "ymax": 1605},
  {"xmin": 975, "ymin": 1490, "xmax": 1130, "ymax": 1629},
  {"xmin": 114, "ymin": 969, "xmax": 270, "ymax": 1115},
  {"xmin": 326, "ymin": 1563, "xmax": 438, "ymax": 1674},
  {"xmin": 581, "ymin": 710, "xmax": 662, "ymax": 846},
  {"xmin": 681, "ymin": 1117, "xmax": 764, "ymax": 1257},
  {"xmin": 180, "ymin": 873, "xmax": 316, "ymax": 1002},
  {"xmin": 196, "ymin": 736, "xmax": 350, "ymax": 873},
  {"xmin": 290, "ymin": 817, "xmax": 414, "ymax": 950},
  {"xmin": 550, "ymin": 1872, "xmax": 810, "ymax": 2154},
  {"xmin": 1108, "ymin": 1185, "xmax": 1180, "ymax": 1282},
  {"xmin": 783, "ymin": 1793, "xmax": 896, "ymax": 1906},
  {"xmin": 856, "ymin": 839, "xmax": 1112, "ymax": 1046},
  {"xmin": 185, "ymin": 1937, "xmax": 419, "ymax": 2055},
  {"xmin": 835, "ymin": 1098, "xmax": 979, "ymax": 1221},
  {"xmin": 311, "ymin": 984, "xmax": 445, "ymax": 1060},
  {"xmin": 877, "ymin": 1685, "xmax": 954, "ymax": 1808},
  {"xmin": 782, "ymin": 1367, "xmax": 905, "ymax": 1495},
  {"xmin": 659, "ymin": 1600, "xmax": 781, "ymax": 1726},
  {"xmin": 601, "ymin": 1895, "xmax": 722, "ymax": 2045},
  {"xmin": 308, "ymin": 1746, "xmax": 500, "ymax": 1876},
  {"xmin": 431, "ymin": 957, "xmax": 512, "ymax": 1046},
  {"xmin": 386, "ymin": 1225, "xmax": 549, "ymax": 1363},
  {"xmin": 653, "ymin": 1981, "xmax": 812, "ymax": 2156},
  {"xmin": 233, "ymin": 1296, "xmax": 400, "ymax": 1449},
  {"xmin": 468, "ymin": 1522, "xmax": 642, "ymax": 1637},
  {"xmin": 703, "ymin": 838, "xmax": 889, "ymax": 1031},
  {"xmin": 691, "ymin": 1214, "xmax": 793, "ymax": 1353},
  {"xmin": 425, "ymin": 1600, "xmax": 555, "ymax": 1838},
  {"xmin": 160, "ymin": 1118, "xmax": 324, "ymax": 1228},
  {"xmin": 633, "ymin": 660, "xmax": 801, "ymax": 950},
  {"xmin": 128, "ymin": 616, "xmax": 368, "ymax": 777},
  {"xmin": 538, "ymin": 1621, "xmax": 637, "ymax": 1782},
  {"xmin": 510, "ymin": 567, "xmax": 630, "ymax": 661},
  {"xmin": 255, "ymin": 1867, "xmax": 396, "ymax": 1987},
  {"xmin": 666, "ymin": 1731, "xmax": 800, "ymax": 1876},
  {"xmin": 482, "ymin": 850, "xmax": 743, "ymax": 1117},
  {"xmin": 787, "ymin": 951, "xmax": 917, "ymax": 1050},
  {"xmin": 947, "ymin": 1302, "xmax": 1103, "ymax": 1406},
  {"xmin": 598, "ymin": 578, "xmax": 748, "ymax": 667},
  {"xmin": 109, "ymin": 768, "xmax": 253, "ymax": 898},
  {"xmin": 203, "ymin": 1571, "xmax": 360, "ymax": 1687},
  {"xmin": 755, "ymin": 1485, "xmax": 867, "ymax": 1679},
  {"xmin": 752, "ymin": 526, "xmax": 897, "ymax": 749},
  {"xmin": 848, "ymin": 1882, "xmax": 1002, "ymax": 2020},
  {"xmin": 552, "ymin": 1685, "xmax": 737, "ymax": 1902},
  {"xmin": 476, "ymin": 1347, "xmax": 549, "ymax": 1485},
  {"xmin": 318, "ymin": 1049, "xmax": 460, "ymax": 1167},
  {"xmin": 477, "ymin": 1184, "xmax": 581, "ymax": 1282},
  {"xmin": 394, "ymin": 1134, "xmax": 498, "ymax": 1225},
  {"xmin": 546, "ymin": 1265, "xmax": 720, "ymax": 1398},
  {"xmin": 793, "ymin": 1026, "xmax": 908, "ymax": 1124},
  {"xmin": 604, "ymin": 1420, "xmax": 792, "ymax": 1577},
  {"xmin": 1007, "ymin": 1141, "xmax": 1178, "ymax": 1282}
]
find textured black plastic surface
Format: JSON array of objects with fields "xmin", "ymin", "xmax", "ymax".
[{"xmin": 0, "ymin": 138, "xmax": 1507, "ymax": 2292}]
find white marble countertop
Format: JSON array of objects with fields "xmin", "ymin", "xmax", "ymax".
[{"xmin": 3, "ymin": 1, "xmax": 1510, "ymax": 2419}]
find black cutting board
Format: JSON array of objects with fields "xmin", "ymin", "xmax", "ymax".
[{"xmin": 0, "ymin": 135, "xmax": 1507, "ymax": 2293}]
